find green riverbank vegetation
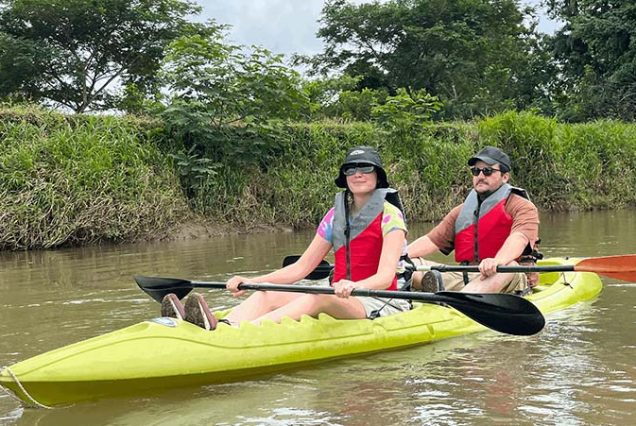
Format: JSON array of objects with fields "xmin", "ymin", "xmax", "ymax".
[
  {"xmin": 2, "ymin": 1, "xmax": 636, "ymax": 249},
  {"xmin": 2, "ymin": 106, "xmax": 636, "ymax": 250},
  {"xmin": 0, "ymin": 106, "xmax": 187, "ymax": 249}
]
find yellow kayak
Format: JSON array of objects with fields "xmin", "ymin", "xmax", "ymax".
[{"xmin": 0, "ymin": 257, "xmax": 603, "ymax": 407}]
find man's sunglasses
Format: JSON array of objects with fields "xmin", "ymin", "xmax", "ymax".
[
  {"xmin": 343, "ymin": 164, "xmax": 376, "ymax": 176},
  {"xmin": 470, "ymin": 166, "xmax": 502, "ymax": 177}
]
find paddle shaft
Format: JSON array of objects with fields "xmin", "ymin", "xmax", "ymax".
[
  {"xmin": 416, "ymin": 264, "xmax": 575, "ymax": 274},
  {"xmin": 284, "ymin": 255, "xmax": 578, "ymax": 279},
  {"xmin": 191, "ymin": 281, "xmax": 451, "ymax": 303},
  {"xmin": 291, "ymin": 259, "xmax": 578, "ymax": 280},
  {"xmin": 286, "ymin": 253, "xmax": 636, "ymax": 282}
]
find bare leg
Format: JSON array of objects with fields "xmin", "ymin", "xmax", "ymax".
[
  {"xmin": 253, "ymin": 294, "xmax": 366, "ymax": 324},
  {"xmin": 462, "ymin": 261, "xmax": 525, "ymax": 293},
  {"xmin": 225, "ymin": 291, "xmax": 303, "ymax": 323},
  {"xmin": 462, "ymin": 273, "xmax": 512, "ymax": 293}
]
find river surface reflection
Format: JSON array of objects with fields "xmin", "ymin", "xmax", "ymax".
[{"xmin": 1, "ymin": 210, "xmax": 635, "ymax": 425}]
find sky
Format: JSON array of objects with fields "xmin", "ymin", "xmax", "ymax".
[{"xmin": 194, "ymin": 0, "xmax": 561, "ymax": 58}]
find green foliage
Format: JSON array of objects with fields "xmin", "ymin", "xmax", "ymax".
[
  {"xmin": 0, "ymin": 105, "xmax": 186, "ymax": 249},
  {"xmin": 371, "ymin": 88, "xmax": 442, "ymax": 130},
  {"xmin": 0, "ymin": 32, "xmax": 46, "ymax": 101},
  {"xmin": 301, "ymin": 75, "xmax": 390, "ymax": 121},
  {"xmin": 547, "ymin": 0, "xmax": 636, "ymax": 121},
  {"xmin": 178, "ymin": 120, "xmax": 385, "ymax": 225},
  {"xmin": 156, "ymin": 31, "xmax": 310, "ymax": 206},
  {"xmin": 301, "ymin": 74, "xmax": 362, "ymax": 118},
  {"xmin": 0, "ymin": 0, "xmax": 634, "ymax": 123},
  {"xmin": 477, "ymin": 111, "xmax": 636, "ymax": 209},
  {"xmin": 237, "ymin": 122, "xmax": 377, "ymax": 226},
  {"xmin": 0, "ymin": 0, "xmax": 212, "ymax": 112},
  {"xmin": 380, "ymin": 122, "xmax": 476, "ymax": 222},
  {"xmin": 477, "ymin": 111, "xmax": 567, "ymax": 207},
  {"xmin": 162, "ymin": 33, "xmax": 308, "ymax": 125},
  {"xmin": 3, "ymin": 106, "xmax": 636, "ymax": 249},
  {"xmin": 178, "ymin": 119, "xmax": 477, "ymax": 226},
  {"xmin": 337, "ymin": 88, "xmax": 388, "ymax": 121},
  {"xmin": 311, "ymin": 0, "xmax": 550, "ymax": 119},
  {"xmin": 169, "ymin": 145, "xmax": 220, "ymax": 200},
  {"xmin": 558, "ymin": 121, "xmax": 636, "ymax": 208}
]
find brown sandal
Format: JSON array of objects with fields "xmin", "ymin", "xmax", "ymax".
[
  {"xmin": 160, "ymin": 293, "xmax": 185, "ymax": 320},
  {"xmin": 184, "ymin": 293, "xmax": 218, "ymax": 330}
]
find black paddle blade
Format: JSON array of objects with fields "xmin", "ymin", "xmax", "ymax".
[
  {"xmin": 134, "ymin": 276, "xmax": 195, "ymax": 303},
  {"xmin": 435, "ymin": 292, "xmax": 545, "ymax": 336},
  {"xmin": 282, "ymin": 255, "xmax": 301, "ymax": 267},
  {"xmin": 282, "ymin": 256, "xmax": 333, "ymax": 280},
  {"xmin": 305, "ymin": 261, "xmax": 332, "ymax": 280}
]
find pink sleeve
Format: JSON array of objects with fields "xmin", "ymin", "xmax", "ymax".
[{"xmin": 316, "ymin": 207, "xmax": 335, "ymax": 242}]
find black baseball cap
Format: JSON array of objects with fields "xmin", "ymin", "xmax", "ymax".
[
  {"xmin": 335, "ymin": 146, "xmax": 389, "ymax": 188},
  {"xmin": 468, "ymin": 146, "xmax": 511, "ymax": 172}
]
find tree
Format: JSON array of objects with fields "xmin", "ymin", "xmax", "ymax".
[
  {"xmin": 158, "ymin": 31, "xmax": 309, "ymax": 201},
  {"xmin": 161, "ymin": 32, "xmax": 308, "ymax": 127},
  {"xmin": 0, "ymin": 32, "xmax": 45, "ymax": 101},
  {"xmin": 305, "ymin": 0, "xmax": 551, "ymax": 119},
  {"xmin": 546, "ymin": 0, "xmax": 636, "ymax": 121},
  {"xmin": 0, "ymin": 0, "xmax": 212, "ymax": 113}
]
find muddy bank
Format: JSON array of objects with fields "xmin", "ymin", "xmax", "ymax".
[{"xmin": 155, "ymin": 219, "xmax": 295, "ymax": 242}]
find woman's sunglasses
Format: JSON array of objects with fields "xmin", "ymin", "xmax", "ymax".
[
  {"xmin": 343, "ymin": 164, "xmax": 376, "ymax": 176},
  {"xmin": 470, "ymin": 166, "xmax": 502, "ymax": 177}
]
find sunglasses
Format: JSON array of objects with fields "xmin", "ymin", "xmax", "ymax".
[
  {"xmin": 470, "ymin": 166, "xmax": 502, "ymax": 177},
  {"xmin": 343, "ymin": 164, "xmax": 376, "ymax": 176}
]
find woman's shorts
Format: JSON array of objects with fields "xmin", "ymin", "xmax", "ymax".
[{"xmin": 358, "ymin": 296, "xmax": 411, "ymax": 319}]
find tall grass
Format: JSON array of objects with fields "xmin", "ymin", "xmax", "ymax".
[
  {"xmin": 558, "ymin": 121, "xmax": 636, "ymax": 209},
  {"xmin": 0, "ymin": 106, "xmax": 187, "ymax": 249},
  {"xmin": 478, "ymin": 111, "xmax": 636, "ymax": 209}
]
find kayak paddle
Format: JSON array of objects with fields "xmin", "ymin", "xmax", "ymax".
[
  {"xmin": 284, "ymin": 254, "xmax": 636, "ymax": 282},
  {"xmin": 134, "ymin": 275, "xmax": 545, "ymax": 336},
  {"xmin": 416, "ymin": 254, "xmax": 636, "ymax": 282}
]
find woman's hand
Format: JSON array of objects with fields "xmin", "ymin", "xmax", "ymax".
[
  {"xmin": 333, "ymin": 279, "xmax": 356, "ymax": 298},
  {"xmin": 226, "ymin": 276, "xmax": 250, "ymax": 298}
]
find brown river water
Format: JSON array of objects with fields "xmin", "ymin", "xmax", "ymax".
[{"xmin": 0, "ymin": 210, "xmax": 635, "ymax": 425}]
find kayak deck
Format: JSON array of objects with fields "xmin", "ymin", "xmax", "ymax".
[{"xmin": 0, "ymin": 257, "xmax": 603, "ymax": 407}]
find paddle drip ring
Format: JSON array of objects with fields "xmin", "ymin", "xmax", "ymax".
[{"xmin": 0, "ymin": 366, "xmax": 53, "ymax": 409}]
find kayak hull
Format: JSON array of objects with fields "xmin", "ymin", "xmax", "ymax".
[{"xmin": 0, "ymin": 257, "xmax": 603, "ymax": 407}]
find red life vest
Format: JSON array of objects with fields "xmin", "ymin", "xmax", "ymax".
[
  {"xmin": 331, "ymin": 189, "xmax": 400, "ymax": 290},
  {"xmin": 454, "ymin": 184, "xmax": 529, "ymax": 264}
]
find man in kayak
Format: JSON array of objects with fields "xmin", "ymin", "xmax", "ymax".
[
  {"xmin": 161, "ymin": 146, "xmax": 411, "ymax": 330},
  {"xmin": 407, "ymin": 146, "xmax": 540, "ymax": 294}
]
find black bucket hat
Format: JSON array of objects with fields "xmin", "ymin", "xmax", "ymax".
[
  {"xmin": 468, "ymin": 146, "xmax": 511, "ymax": 172},
  {"xmin": 335, "ymin": 146, "xmax": 389, "ymax": 188}
]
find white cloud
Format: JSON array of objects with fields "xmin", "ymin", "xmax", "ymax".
[{"xmin": 195, "ymin": 0, "xmax": 325, "ymax": 56}]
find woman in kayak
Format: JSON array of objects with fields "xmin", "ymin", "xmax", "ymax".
[{"xmin": 161, "ymin": 146, "xmax": 410, "ymax": 330}]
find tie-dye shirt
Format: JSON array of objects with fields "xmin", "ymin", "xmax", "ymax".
[{"xmin": 317, "ymin": 202, "xmax": 408, "ymax": 256}]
